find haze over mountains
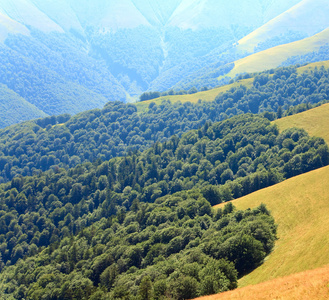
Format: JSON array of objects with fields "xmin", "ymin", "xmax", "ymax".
[{"xmin": 0, "ymin": 0, "xmax": 329, "ymax": 127}]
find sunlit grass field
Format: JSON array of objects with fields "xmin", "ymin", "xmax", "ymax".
[
  {"xmin": 275, "ymin": 102, "xmax": 329, "ymax": 145},
  {"xmin": 215, "ymin": 164, "xmax": 329, "ymax": 287},
  {"xmin": 196, "ymin": 264, "xmax": 329, "ymax": 300},
  {"xmin": 225, "ymin": 29, "xmax": 329, "ymax": 79},
  {"xmin": 134, "ymin": 79, "xmax": 253, "ymax": 112},
  {"xmin": 136, "ymin": 60, "xmax": 329, "ymax": 115},
  {"xmin": 197, "ymin": 103, "xmax": 329, "ymax": 299}
]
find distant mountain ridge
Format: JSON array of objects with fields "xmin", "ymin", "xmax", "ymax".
[
  {"xmin": 238, "ymin": 0, "xmax": 329, "ymax": 53},
  {"xmin": 0, "ymin": 0, "xmax": 302, "ymax": 34},
  {"xmin": 3, "ymin": 0, "xmax": 329, "ymax": 128}
]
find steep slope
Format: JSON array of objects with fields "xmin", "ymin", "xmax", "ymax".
[
  {"xmin": 30, "ymin": 0, "xmax": 84, "ymax": 33},
  {"xmin": 275, "ymin": 102, "xmax": 329, "ymax": 145},
  {"xmin": 67, "ymin": 0, "xmax": 151, "ymax": 29},
  {"xmin": 0, "ymin": 12, "xmax": 30, "ymax": 42},
  {"xmin": 131, "ymin": 0, "xmax": 183, "ymax": 26},
  {"xmin": 1, "ymin": 63, "xmax": 329, "ymax": 179},
  {"xmin": 0, "ymin": 84, "xmax": 47, "ymax": 127},
  {"xmin": 168, "ymin": 0, "xmax": 301, "ymax": 30},
  {"xmin": 0, "ymin": 113, "xmax": 326, "ymax": 299},
  {"xmin": 209, "ymin": 103, "xmax": 329, "ymax": 290},
  {"xmin": 238, "ymin": 0, "xmax": 329, "ymax": 53},
  {"xmin": 217, "ymin": 164, "xmax": 329, "ymax": 287},
  {"xmin": 226, "ymin": 28, "xmax": 329, "ymax": 79},
  {"xmin": 0, "ymin": 0, "xmax": 64, "ymax": 33},
  {"xmin": 0, "ymin": 0, "xmax": 307, "ymax": 127},
  {"xmin": 195, "ymin": 265, "xmax": 329, "ymax": 299},
  {"xmin": 0, "ymin": 40, "xmax": 124, "ymax": 117}
]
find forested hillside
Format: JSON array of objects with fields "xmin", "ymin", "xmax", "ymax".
[
  {"xmin": 0, "ymin": 32, "xmax": 126, "ymax": 117},
  {"xmin": 0, "ymin": 84, "xmax": 46, "ymax": 127},
  {"xmin": 1, "ymin": 110, "xmax": 328, "ymax": 299},
  {"xmin": 0, "ymin": 63, "xmax": 328, "ymax": 299},
  {"xmin": 1, "ymin": 1, "xmax": 329, "ymax": 299},
  {"xmin": 0, "ymin": 65, "xmax": 328, "ymax": 182}
]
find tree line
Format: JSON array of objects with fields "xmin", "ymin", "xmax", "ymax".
[{"xmin": 0, "ymin": 65, "xmax": 329, "ymax": 182}]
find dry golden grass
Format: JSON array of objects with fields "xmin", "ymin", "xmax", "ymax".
[
  {"xmin": 195, "ymin": 265, "xmax": 329, "ymax": 300},
  {"xmin": 297, "ymin": 60, "xmax": 329, "ymax": 74},
  {"xmin": 135, "ymin": 79, "xmax": 253, "ymax": 112},
  {"xmin": 213, "ymin": 165, "xmax": 329, "ymax": 287},
  {"xmin": 274, "ymin": 102, "xmax": 329, "ymax": 145},
  {"xmin": 195, "ymin": 103, "xmax": 329, "ymax": 299},
  {"xmin": 225, "ymin": 28, "xmax": 329, "ymax": 79}
]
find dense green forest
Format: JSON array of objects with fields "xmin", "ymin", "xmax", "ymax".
[
  {"xmin": 0, "ymin": 67, "xmax": 328, "ymax": 299},
  {"xmin": 0, "ymin": 196, "xmax": 276, "ymax": 299},
  {"xmin": 0, "ymin": 115, "xmax": 326, "ymax": 267},
  {"xmin": 0, "ymin": 111, "xmax": 327, "ymax": 299},
  {"xmin": 0, "ymin": 66, "xmax": 329, "ymax": 182}
]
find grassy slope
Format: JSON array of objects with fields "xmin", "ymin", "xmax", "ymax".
[
  {"xmin": 197, "ymin": 103, "xmax": 329, "ymax": 299},
  {"xmin": 238, "ymin": 0, "xmax": 329, "ymax": 53},
  {"xmin": 136, "ymin": 60, "xmax": 329, "ymax": 112},
  {"xmin": 297, "ymin": 60, "xmax": 329, "ymax": 74},
  {"xmin": 216, "ymin": 164, "xmax": 329, "ymax": 287},
  {"xmin": 225, "ymin": 28, "xmax": 329, "ymax": 79},
  {"xmin": 136, "ymin": 60, "xmax": 329, "ymax": 113},
  {"xmin": 275, "ymin": 102, "xmax": 329, "ymax": 144},
  {"xmin": 195, "ymin": 265, "xmax": 329, "ymax": 300},
  {"xmin": 135, "ymin": 78, "xmax": 253, "ymax": 112}
]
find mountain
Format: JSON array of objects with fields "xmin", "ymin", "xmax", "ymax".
[
  {"xmin": 0, "ymin": 57, "xmax": 327, "ymax": 298},
  {"xmin": 207, "ymin": 103, "xmax": 329, "ymax": 298},
  {"xmin": 0, "ymin": 0, "xmax": 304, "ymax": 127},
  {"xmin": 226, "ymin": 28, "xmax": 329, "ymax": 79},
  {"xmin": 0, "ymin": 111, "xmax": 326, "ymax": 299},
  {"xmin": 238, "ymin": 0, "xmax": 329, "ymax": 53},
  {"xmin": 1, "ymin": 63, "xmax": 329, "ymax": 182},
  {"xmin": 171, "ymin": 0, "xmax": 329, "ymax": 91},
  {"xmin": 0, "ymin": 83, "xmax": 47, "ymax": 127}
]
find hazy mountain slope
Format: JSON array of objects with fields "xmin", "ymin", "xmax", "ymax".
[
  {"xmin": 0, "ymin": 84, "xmax": 47, "ymax": 127},
  {"xmin": 168, "ymin": 0, "xmax": 302, "ymax": 30},
  {"xmin": 0, "ymin": 0, "xmax": 304, "ymax": 126},
  {"xmin": 67, "ymin": 0, "xmax": 151, "ymax": 29},
  {"xmin": 238, "ymin": 0, "xmax": 329, "ymax": 53},
  {"xmin": 0, "ymin": 0, "xmax": 64, "ymax": 33},
  {"xmin": 0, "ymin": 37, "xmax": 126, "ymax": 117},
  {"xmin": 226, "ymin": 28, "xmax": 329, "ymax": 79},
  {"xmin": 131, "ymin": 0, "xmax": 182, "ymax": 26},
  {"xmin": 0, "ymin": 12, "xmax": 29, "ymax": 42},
  {"xmin": 30, "ymin": 0, "xmax": 84, "ymax": 33}
]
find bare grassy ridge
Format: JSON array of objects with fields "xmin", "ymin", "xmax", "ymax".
[
  {"xmin": 275, "ymin": 102, "xmax": 329, "ymax": 145},
  {"xmin": 226, "ymin": 29, "xmax": 329, "ymax": 79},
  {"xmin": 136, "ymin": 60, "xmax": 329, "ymax": 114},
  {"xmin": 135, "ymin": 79, "xmax": 254, "ymax": 112},
  {"xmin": 195, "ymin": 103, "xmax": 329, "ymax": 299}
]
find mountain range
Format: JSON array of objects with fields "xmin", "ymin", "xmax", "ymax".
[
  {"xmin": 0, "ymin": 0, "xmax": 329, "ymax": 129},
  {"xmin": 0, "ymin": 61, "xmax": 329, "ymax": 299},
  {"xmin": 2, "ymin": 0, "xmax": 324, "ymax": 127}
]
